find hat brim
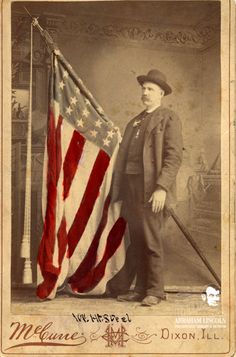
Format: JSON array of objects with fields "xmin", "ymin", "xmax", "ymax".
[{"xmin": 137, "ymin": 75, "xmax": 172, "ymax": 96}]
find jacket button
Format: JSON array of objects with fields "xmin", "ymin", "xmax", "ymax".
[{"xmin": 151, "ymin": 159, "xmax": 155, "ymax": 163}]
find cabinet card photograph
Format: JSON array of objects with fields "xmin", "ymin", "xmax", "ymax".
[{"xmin": 1, "ymin": 0, "xmax": 235, "ymax": 355}]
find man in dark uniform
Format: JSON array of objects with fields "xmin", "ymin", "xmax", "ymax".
[{"xmin": 109, "ymin": 69, "xmax": 183, "ymax": 306}]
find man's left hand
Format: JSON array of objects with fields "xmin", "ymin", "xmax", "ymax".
[{"xmin": 148, "ymin": 189, "xmax": 166, "ymax": 213}]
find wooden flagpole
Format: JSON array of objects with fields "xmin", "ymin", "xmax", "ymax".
[{"xmin": 20, "ymin": 21, "xmax": 34, "ymax": 284}]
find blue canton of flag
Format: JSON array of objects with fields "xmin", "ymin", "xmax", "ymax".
[{"xmin": 53, "ymin": 49, "xmax": 119, "ymax": 157}]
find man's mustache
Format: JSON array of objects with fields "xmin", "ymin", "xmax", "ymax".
[{"xmin": 142, "ymin": 96, "xmax": 149, "ymax": 100}]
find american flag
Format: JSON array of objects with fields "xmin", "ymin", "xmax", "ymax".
[{"xmin": 37, "ymin": 49, "xmax": 127, "ymax": 300}]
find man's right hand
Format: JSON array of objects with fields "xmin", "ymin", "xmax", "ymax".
[{"xmin": 148, "ymin": 189, "xmax": 166, "ymax": 213}]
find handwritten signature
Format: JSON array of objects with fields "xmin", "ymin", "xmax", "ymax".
[{"xmin": 72, "ymin": 312, "xmax": 132, "ymax": 323}]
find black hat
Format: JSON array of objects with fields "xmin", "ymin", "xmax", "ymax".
[{"xmin": 137, "ymin": 69, "xmax": 172, "ymax": 96}]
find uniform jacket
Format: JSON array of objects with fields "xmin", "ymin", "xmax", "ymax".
[{"xmin": 111, "ymin": 105, "xmax": 183, "ymax": 207}]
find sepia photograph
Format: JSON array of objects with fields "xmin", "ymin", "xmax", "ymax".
[{"xmin": 1, "ymin": 0, "xmax": 235, "ymax": 355}]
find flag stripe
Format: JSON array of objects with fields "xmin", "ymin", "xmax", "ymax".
[
  {"xmin": 52, "ymin": 115, "xmax": 65, "ymax": 269},
  {"xmin": 67, "ymin": 150, "xmax": 110, "ymax": 258},
  {"xmin": 67, "ymin": 195, "xmax": 111, "ymax": 281},
  {"xmin": 57, "ymin": 216, "xmax": 67, "ymax": 266},
  {"xmin": 38, "ymin": 109, "xmax": 63, "ymax": 276},
  {"xmin": 69, "ymin": 217, "xmax": 127, "ymax": 292},
  {"xmin": 37, "ymin": 272, "xmax": 59, "ymax": 300},
  {"xmin": 56, "ymin": 115, "xmax": 63, "ymax": 183},
  {"xmin": 37, "ymin": 217, "xmax": 67, "ymax": 300},
  {"xmin": 63, "ymin": 130, "xmax": 85, "ymax": 200}
]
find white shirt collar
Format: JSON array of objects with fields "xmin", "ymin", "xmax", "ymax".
[{"xmin": 146, "ymin": 104, "xmax": 161, "ymax": 113}]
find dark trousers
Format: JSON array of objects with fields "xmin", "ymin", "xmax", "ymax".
[{"xmin": 107, "ymin": 174, "xmax": 166, "ymax": 298}]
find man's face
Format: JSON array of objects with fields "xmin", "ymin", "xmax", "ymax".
[
  {"xmin": 141, "ymin": 81, "xmax": 164, "ymax": 108},
  {"xmin": 206, "ymin": 287, "xmax": 220, "ymax": 306}
]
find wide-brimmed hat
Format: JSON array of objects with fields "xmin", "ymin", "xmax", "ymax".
[{"xmin": 137, "ymin": 69, "xmax": 172, "ymax": 96}]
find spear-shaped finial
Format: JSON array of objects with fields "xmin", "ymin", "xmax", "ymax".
[
  {"xmin": 23, "ymin": 6, "xmax": 56, "ymax": 52},
  {"xmin": 23, "ymin": 7, "xmax": 44, "ymax": 32},
  {"xmin": 23, "ymin": 7, "xmax": 34, "ymax": 19}
]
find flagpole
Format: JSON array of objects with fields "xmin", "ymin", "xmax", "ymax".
[{"xmin": 20, "ymin": 21, "xmax": 34, "ymax": 284}]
